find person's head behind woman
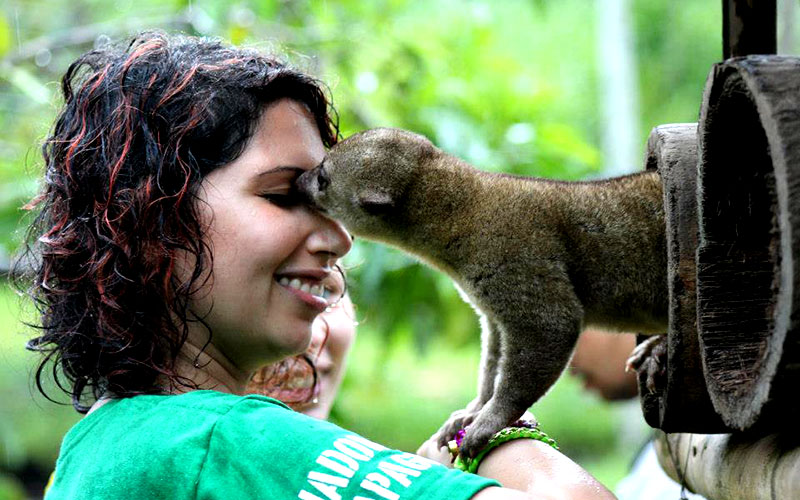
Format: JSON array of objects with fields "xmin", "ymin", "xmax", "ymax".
[{"xmin": 21, "ymin": 31, "xmax": 341, "ymax": 413}]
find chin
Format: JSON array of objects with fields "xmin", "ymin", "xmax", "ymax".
[{"xmin": 274, "ymin": 331, "xmax": 315, "ymax": 358}]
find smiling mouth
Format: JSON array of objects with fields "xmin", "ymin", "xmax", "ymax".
[{"xmin": 277, "ymin": 277, "xmax": 334, "ymax": 300}]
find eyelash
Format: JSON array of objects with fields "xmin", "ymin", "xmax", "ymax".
[{"xmin": 259, "ymin": 192, "xmax": 301, "ymax": 208}]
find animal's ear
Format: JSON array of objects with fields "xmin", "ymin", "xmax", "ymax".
[{"xmin": 356, "ymin": 189, "xmax": 395, "ymax": 214}]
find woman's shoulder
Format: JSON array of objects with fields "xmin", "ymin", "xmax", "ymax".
[
  {"xmin": 99, "ymin": 390, "xmax": 345, "ymax": 452},
  {"xmin": 59, "ymin": 391, "xmax": 297, "ymax": 459},
  {"xmin": 48, "ymin": 391, "xmax": 303, "ymax": 499},
  {"xmin": 141, "ymin": 389, "xmax": 294, "ymax": 415},
  {"xmin": 98, "ymin": 389, "xmax": 294, "ymax": 418}
]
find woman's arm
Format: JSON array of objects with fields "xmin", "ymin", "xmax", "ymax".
[{"xmin": 418, "ymin": 436, "xmax": 617, "ymax": 500}]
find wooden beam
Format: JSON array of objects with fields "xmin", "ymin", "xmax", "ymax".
[
  {"xmin": 723, "ymin": 0, "xmax": 777, "ymax": 58},
  {"xmin": 654, "ymin": 431, "xmax": 800, "ymax": 500}
]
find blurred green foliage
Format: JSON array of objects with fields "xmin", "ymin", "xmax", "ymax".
[{"xmin": 0, "ymin": 0, "xmax": 757, "ymax": 496}]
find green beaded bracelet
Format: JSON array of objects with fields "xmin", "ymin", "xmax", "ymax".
[{"xmin": 453, "ymin": 426, "xmax": 560, "ymax": 474}]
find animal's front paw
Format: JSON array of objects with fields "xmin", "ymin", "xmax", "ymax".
[
  {"xmin": 457, "ymin": 410, "xmax": 508, "ymax": 459},
  {"xmin": 626, "ymin": 334, "xmax": 667, "ymax": 393},
  {"xmin": 435, "ymin": 403, "xmax": 482, "ymax": 449}
]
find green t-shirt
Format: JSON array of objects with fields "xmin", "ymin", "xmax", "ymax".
[{"xmin": 46, "ymin": 390, "xmax": 497, "ymax": 499}]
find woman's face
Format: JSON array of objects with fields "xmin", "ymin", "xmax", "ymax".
[{"xmin": 188, "ymin": 99, "xmax": 352, "ymax": 374}]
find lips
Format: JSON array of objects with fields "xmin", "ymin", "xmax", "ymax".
[{"xmin": 275, "ymin": 270, "xmax": 343, "ymax": 312}]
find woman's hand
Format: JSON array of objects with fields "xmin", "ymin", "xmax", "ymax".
[{"xmin": 416, "ymin": 435, "xmax": 454, "ymax": 467}]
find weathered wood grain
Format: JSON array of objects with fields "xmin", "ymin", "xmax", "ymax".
[
  {"xmin": 654, "ymin": 431, "xmax": 800, "ymax": 500},
  {"xmin": 696, "ymin": 55, "xmax": 800, "ymax": 430},
  {"xmin": 638, "ymin": 123, "xmax": 730, "ymax": 433}
]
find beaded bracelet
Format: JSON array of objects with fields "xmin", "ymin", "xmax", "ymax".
[
  {"xmin": 447, "ymin": 418, "xmax": 540, "ymax": 460},
  {"xmin": 451, "ymin": 425, "xmax": 560, "ymax": 474}
]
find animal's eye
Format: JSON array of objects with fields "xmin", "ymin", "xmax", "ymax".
[{"xmin": 357, "ymin": 189, "xmax": 394, "ymax": 214}]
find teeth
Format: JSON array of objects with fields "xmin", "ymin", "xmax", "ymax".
[{"xmin": 279, "ymin": 277, "xmax": 328, "ymax": 300}]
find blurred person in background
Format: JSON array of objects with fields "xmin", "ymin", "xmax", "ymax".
[{"xmin": 570, "ymin": 329, "xmax": 707, "ymax": 500}]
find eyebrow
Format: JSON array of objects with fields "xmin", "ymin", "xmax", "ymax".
[{"xmin": 255, "ymin": 166, "xmax": 307, "ymax": 179}]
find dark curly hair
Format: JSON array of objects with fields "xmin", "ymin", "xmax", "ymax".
[{"xmin": 18, "ymin": 31, "xmax": 340, "ymax": 413}]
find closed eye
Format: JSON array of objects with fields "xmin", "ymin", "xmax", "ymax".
[
  {"xmin": 255, "ymin": 166, "xmax": 307, "ymax": 208},
  {"xmin": 259, "ymin": 192, "xmax": 302, "ymax": 208}
]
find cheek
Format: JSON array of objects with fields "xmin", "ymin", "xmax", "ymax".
[
  {"xmin": 327, "ymin": 325, "xmax": 355, "ymax": 365},
  {"xmin": 211, "ymin": 204, "xmax": 299, "ymax": 270}
]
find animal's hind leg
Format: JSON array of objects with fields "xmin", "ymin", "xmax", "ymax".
[{"xmin": 436, "ymin": 316, "xmax": 500, "ymax": 448}]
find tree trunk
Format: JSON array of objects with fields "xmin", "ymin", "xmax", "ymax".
[
  {"xmin": 595, "ymin": 0, "xmax": 640, "ymax": 175},
  {"xmin": 778, "ymin": 0, "xmax": 797, "ymax": 55}
]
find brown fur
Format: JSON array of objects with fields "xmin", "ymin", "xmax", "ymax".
[{"xmin": 297, "ymin": 128, "xmax": 667, "ymax": 457}]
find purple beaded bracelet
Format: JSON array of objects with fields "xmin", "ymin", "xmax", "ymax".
[{"xmin": 449, "ymin": 420, "xmax": 559, "ymax": 474}]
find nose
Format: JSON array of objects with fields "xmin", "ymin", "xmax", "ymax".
[
  {"xmin": 306, "ymin": 211, "xmax": 353, "ymax": 264},
  {"xmin": 317, "ymin": 167, "xmax": 330, "ymax": 192}
]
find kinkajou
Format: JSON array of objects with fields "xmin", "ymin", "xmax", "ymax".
[{"xmin": 296, "ymin": 128, "xmax": 667, "ymax": 457}]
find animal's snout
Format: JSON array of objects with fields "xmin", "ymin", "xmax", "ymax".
[
  {"xmin": 296, "ymin": 166, "xmax": 322, "ymax": 196},
  {"xmin": 317, "ymin": 166, "xmax": 330, "ymax": 192},
  {"xmin": 295, "ymin": 165, "xmax": 328, "ymax": 213}
]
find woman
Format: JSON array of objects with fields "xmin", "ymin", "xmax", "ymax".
[{"xmin": 24, "ymin": 32, "xmax": 615, "ymax": 499}]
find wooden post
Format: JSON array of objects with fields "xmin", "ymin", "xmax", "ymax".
[
  {"xmin": 723, "ymin": 0, "xmax": 777, "ymax": 58},
  {"xmin": 638, "ymin": 124, "xmax": 730, "ymax": 433},
  {"xmin": 696, "ymin": 56, "xmax": 800, "ymax": 431}
]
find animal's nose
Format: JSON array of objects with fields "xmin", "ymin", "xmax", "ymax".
[{"xmin": 317, "ymin": 167, "xmax": 330, "ymax": 192}]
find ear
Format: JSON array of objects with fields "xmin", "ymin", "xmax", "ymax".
[{"xmin": 356, "ymin": 189, "xmax": 395, "ymax": 214}]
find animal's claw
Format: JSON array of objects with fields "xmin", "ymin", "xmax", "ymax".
[{"xmin": 626, "ymin": 334, "xmax": 667, "ymax": 394}]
